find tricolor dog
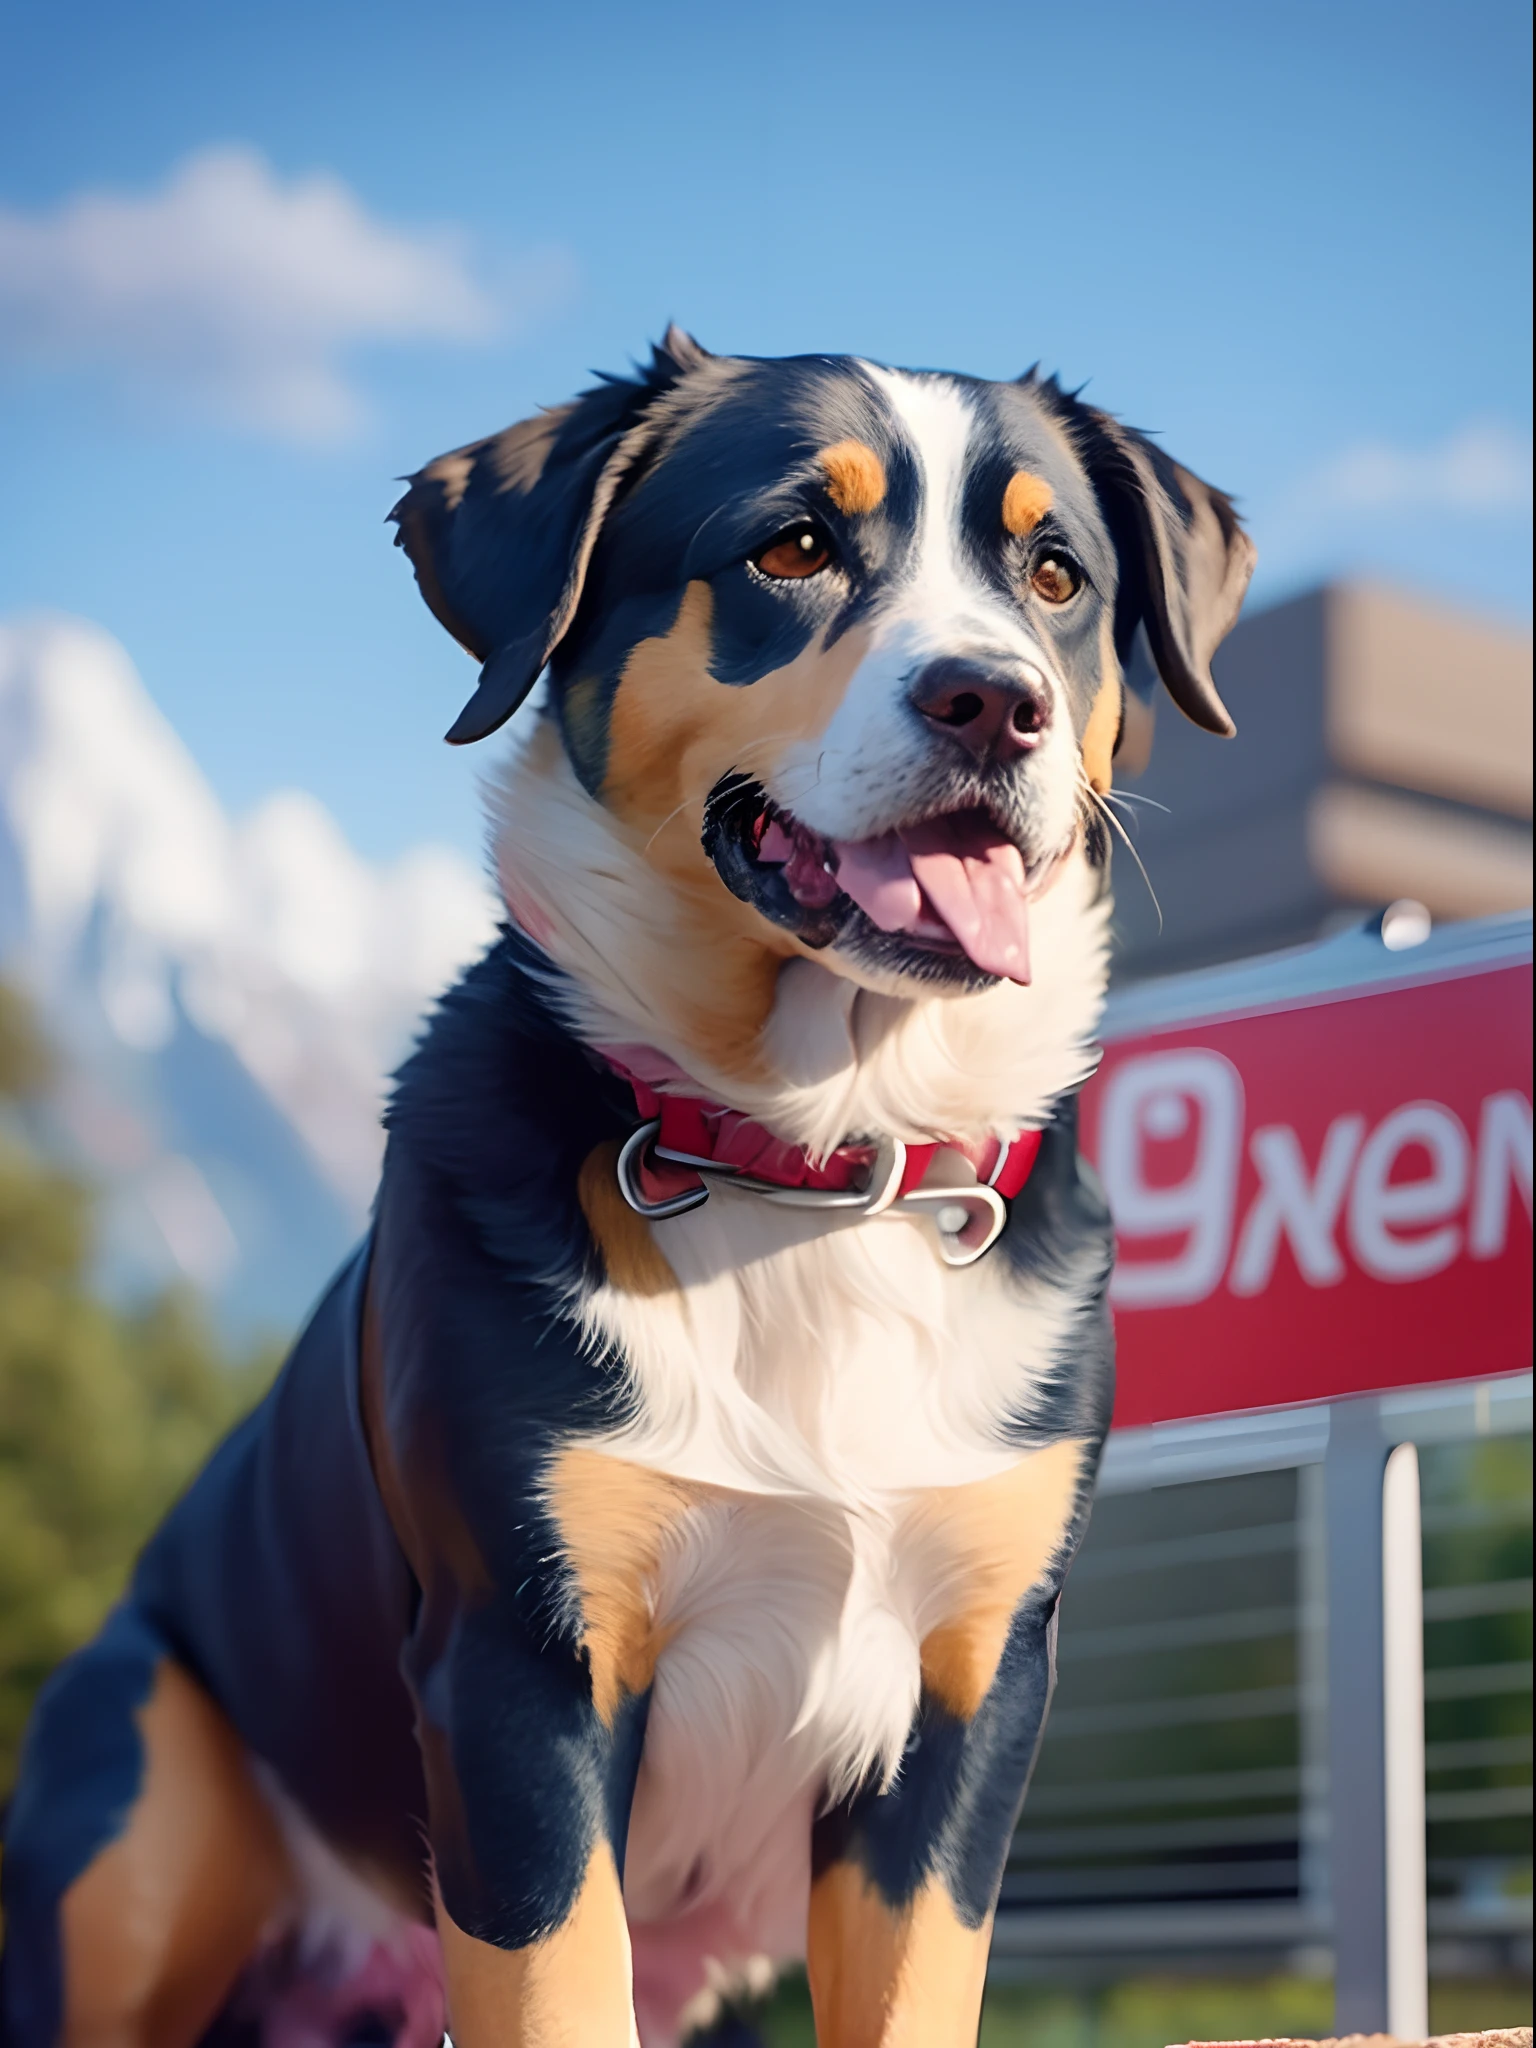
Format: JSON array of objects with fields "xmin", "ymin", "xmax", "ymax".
[{"xmin": 0, "ymin": 330, "xmax": 1253, "ymax": 2048}]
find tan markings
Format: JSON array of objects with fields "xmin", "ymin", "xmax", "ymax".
[
  {"xmin": 1080, "ymin": 670, "xmax": 1124, "ymax": 796},
  {"xmin": 437, "ymin": 1842, "xmax": 635, "ymax": 2047},
  {"xmin": 908, "ymin": 1436, "xmax": 1086, "ymax": 1720},
  {"xmin": 820, "ymin": 439, "xmax": 887, "ymax": 515},
  {"xmin": 806, "ymin": 1864, "xmax": 991, "ymax": 2048},
  {"xmin": 1002, "ymin": 469, "xmax": 1054, "ymax": 536},
  {"xmin": 604, "ymin": 582, "xmax": 864, "ymax": 834},
  {"xmin": 578, "ymin": 1139, "xmax": 678, "ymax": 1297},
  {"xmin": 545, "ymin": 1447, "xmax": 699, "ymax": 1724},
  {"xmin": 515, "ymin": 720, "xmax": 792, "ymax": 1087},
  {"xmin": 598, "ymin": 581, "xmax": 871, "ymax": 1079},
  {"xmin": 59, "ymin": 1659, "xmax": 291, "ymax": 2048}
]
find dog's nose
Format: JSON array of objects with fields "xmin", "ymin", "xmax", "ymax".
[{"xmin": 910, "ymin": 659, "xmax": 1051, "ymax": 764}]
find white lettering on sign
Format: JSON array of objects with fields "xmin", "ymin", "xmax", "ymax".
[
  {"xmin": 1469, "ymin": 1091, "xmax": 1534, "ymax": 1260},
  {"xmin": 1098, "ymin": 1053, "xmax": 1532, "ymax": 1307},
  {"xmin": 1229, "ymin": 1115, "xmax": 1365, "ymax": 1294},
  {"xmin": 1100, "ymin": 1050, "xmax": 1244, "ymax": 1306},
  {"xmin": 1348, "ymin": 1102, "xmax": 1470, "ymax": 1282}
]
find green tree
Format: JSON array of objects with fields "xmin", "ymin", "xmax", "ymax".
[{"xmin": 0, "ymin": 982, "xmax": 276, "ymax": 1792}]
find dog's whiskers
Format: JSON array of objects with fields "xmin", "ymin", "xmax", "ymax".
[
  {"xmin": 1101, "ymin": 788, "xmax": 1170, "ymax": 816},
  {"xmin": 645, "ymin": 793, "xmax": 701, "ymax": 853},
  {"xmin": 1080, "ymin": 773, "xmax": 1162, "ymax": 931}
]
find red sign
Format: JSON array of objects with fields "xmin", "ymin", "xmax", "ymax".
[{"xmin": 1081, "ymin": 964, "xmax": 1533, "ymax": 1428}]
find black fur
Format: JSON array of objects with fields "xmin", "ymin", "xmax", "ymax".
[
  {"xmin": 1, "ymin": 334, "xmax": 1252, "ymax": 2042},
  {"xmin": 393, "ymin": 336, "xmax": 1253, "ymax": 757}
]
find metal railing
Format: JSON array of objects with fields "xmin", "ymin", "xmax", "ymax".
[{"xmin": 991, "ymin": 1374, "xmax": 1534, "ymax": 2019}]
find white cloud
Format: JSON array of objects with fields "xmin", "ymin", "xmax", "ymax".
[
  {"xmin": 1316, "ymin": 420, "xmax": 1533, "ymax": 518},
  {"xmin": 0, "ymin": 147, "xmax": 561, "ymax": 440}
]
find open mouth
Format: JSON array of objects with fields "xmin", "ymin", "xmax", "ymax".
[{"xmin": 702, "ymin": 774, "xmax": 1043, "ymax": 985}]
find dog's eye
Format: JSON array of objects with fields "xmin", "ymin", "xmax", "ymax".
[
  {"xmin": 754, "ymin": 522, "xmax": 832, "ymax": 580},
  {"xmin": 1030, "ymin": 555, "xmax": 1081, "ymax": 604}
]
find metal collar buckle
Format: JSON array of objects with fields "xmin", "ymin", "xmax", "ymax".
[
  {"xmin": 613, "ymin": 1119, "xmax": 710, "ymax": 1220},
  {"xmin": 615, "ymin": 1123, "xmax": 1008, "ymax": 1266}
]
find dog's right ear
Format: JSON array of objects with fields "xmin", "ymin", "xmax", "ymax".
[{"xmin": 391, "ymin": 325, "xmax": 712, "ymax": 744}]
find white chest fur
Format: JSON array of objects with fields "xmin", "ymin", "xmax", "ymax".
[
  {"xmin": 504, "ymin": 792, "xmax": 1111, "ymax": 1944},
  {"xmin": 576, "ymin": 1186, "xmax": 1089, "ymax": 1936}
]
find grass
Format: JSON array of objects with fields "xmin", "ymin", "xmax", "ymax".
[{"xmin": 749, "ymin": 1970, "xmax": 1533, "ymax": 2046}]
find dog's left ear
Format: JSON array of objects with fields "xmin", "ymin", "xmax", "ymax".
[
  {"xmin": 392, "ymin": 325, "xmax": 714, "ymax": 743},
  {"xmin": 1058, "ymin": 397, "xmax": 1255, "ymax": 738}
]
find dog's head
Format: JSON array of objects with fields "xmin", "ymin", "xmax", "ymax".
[{"xmin": 393, "ymin": 329, "xmax": 1252, "ymax": 996}]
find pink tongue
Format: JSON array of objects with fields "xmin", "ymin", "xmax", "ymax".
[
  {"xmin": 831, "ymin": 835, "xmax": 922, "ymax": 933},
  {"xmin": 833, "ymin": 818, "xmax": 1032, "ymax": 984}
]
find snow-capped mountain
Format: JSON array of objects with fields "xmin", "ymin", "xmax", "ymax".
[{"xmin": 0, "ymin": 614, "xmax": 497, "ymax": 1335}]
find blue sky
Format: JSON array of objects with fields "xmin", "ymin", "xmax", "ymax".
[{"xmin": 2, "ymin": 0, "xmax": 1530, "ymax": 863}]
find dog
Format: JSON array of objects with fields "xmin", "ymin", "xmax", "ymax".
[{"xmin": 0, "ymin": 328, "xmax": 1252, "ymax": 2048}]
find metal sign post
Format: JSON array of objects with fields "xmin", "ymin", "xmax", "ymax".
[
  {"xmin": 1070, "ymin": 909, "xmax": 1531, "ymax": 2030},
  {"xmin": 1325, "ymin": 1403, "xmax": 1429, "ymax": 2035},
  {"xmin": 1383, "ymin": 1439, "xmax": 1428, "ymax": 2041}
]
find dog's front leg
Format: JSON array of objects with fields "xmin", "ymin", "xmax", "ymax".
[
  {"xmin": 805, "ymin": 1591, "xmax": 1060, "ymax": 2048},
  {"xmin": 436, "ymin": 1851, "xmax": 640, "ymax": 2048},
  {"xmin": 406, "ymin": 1594, "xmax": 647, "ymax": 2048}
]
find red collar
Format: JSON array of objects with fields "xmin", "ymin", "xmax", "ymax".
[{"xmin": 603, "ymin": 1053, "xmax": 1041, "ymax": 1266}]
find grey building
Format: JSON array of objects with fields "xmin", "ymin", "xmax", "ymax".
[{"xmin": 1110, "ymin": 582, "xmax": 1534, "ymax": 980}]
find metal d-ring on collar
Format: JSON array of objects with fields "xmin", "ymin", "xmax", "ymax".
[
  {"xmin": 614, "ymin": 1122, "xmax": 1010, "ymax": 1267},
  {"xmin": 613, "ymin": 1119, "xmax": 711, "ymax": 1220},
  {"xmin": 890, "ymin": 1179, "xmax": 1008, "ymax": 1267}
]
